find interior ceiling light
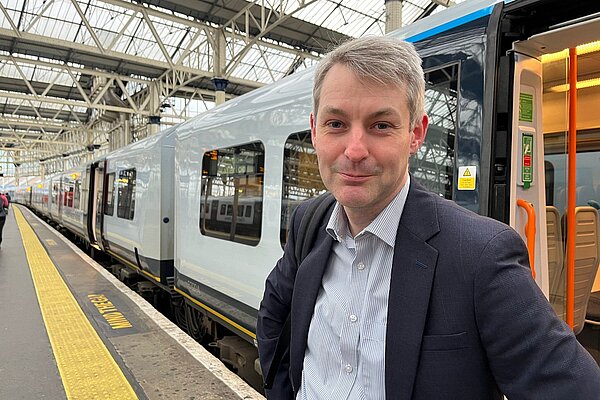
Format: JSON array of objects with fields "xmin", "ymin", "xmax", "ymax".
[
  {"xmin": 541, "ymin": 40, "xmax": 600, "ymax": 63},
  {"xmin": 546, "ymin": 77, "xmax": 600, "ymax": 93}
]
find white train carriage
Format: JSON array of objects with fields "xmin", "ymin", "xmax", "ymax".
[
  {"xmin": 58, "ymin": 167, "xmax": 87, "ymax": 239},
  {"xmin": 13, "ymin": 186, "xmax": 32, "ymax": 207},
  {"xmin": 30, "ymin": 183, "xmax": 42, "ymax": 212},
  {"xmin": 35, "ymin": 177, "xmax": 52, "ymax": 217},
  {"xmin": 175, "ymin": 68, "xmax": 323, "ymax": 340},
  {"xmin": 94, "ymin": 126, "xmax": 176, "ymax": 287},
  {"xmin": 48, "ymin": 175, "xmax": 62, "ymax": 222}
]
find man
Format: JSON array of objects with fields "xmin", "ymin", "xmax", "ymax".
[
  {"xmin": 0, "ymin": 192, "xmax": 7, "ymax": 249},
  {"xmin": 257, "ymin": 36, "xmax": 600, "ymax": 399}
]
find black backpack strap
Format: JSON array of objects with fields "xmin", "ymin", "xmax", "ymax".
[
  {"xmin": 295, "ymin": 192, "xmax": 335, "ymax": 264},
  {"xmin": 264, "ymin": 192, "xmax": 335, "ymax": 390}
]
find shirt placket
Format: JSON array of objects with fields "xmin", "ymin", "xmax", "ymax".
[{"xmin": 337, "ymin": 233, "xmax": 370, "ymax": 398}]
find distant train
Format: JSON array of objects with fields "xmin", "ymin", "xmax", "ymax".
[{"xmin": 13, "ymin": 0, "xmax": 600, "ymax": 389}]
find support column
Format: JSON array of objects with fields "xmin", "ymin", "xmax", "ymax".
[
  {"xmin": 147, "ymin": 81, "xmax": 161, "ymax": 136},
  {"xmin": 213, "ymin": 31, "xmax": 228, "ymax": 106},
  {"xmin": 385, "ymin": 0, "xmax": 403, "ymax": 34}
]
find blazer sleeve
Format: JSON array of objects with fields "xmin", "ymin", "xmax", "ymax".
[
  {"xmin": 257, "ymin": 204, "xmax": 305, "ymax": 399},
  {"xmin": 474, "ymin": 228, "xmax": 600, "ymax": 399}
]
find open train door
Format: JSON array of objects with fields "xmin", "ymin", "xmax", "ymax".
[
  {"xmin": 503, "ymin": 5, "xmax": 600, "ymax": 337},
  {"xmin": 86, "ymin": 158, "xmax": 108, "ymax": 252}
]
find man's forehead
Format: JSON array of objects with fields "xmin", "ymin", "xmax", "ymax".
[{"xmin": 322, "ymin": 63, "xmax": 400, "ymax": 87}]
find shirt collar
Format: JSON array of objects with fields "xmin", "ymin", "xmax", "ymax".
[{"xmin": 326, "ymin": 175, "xmax": 410, "ymax": 247}]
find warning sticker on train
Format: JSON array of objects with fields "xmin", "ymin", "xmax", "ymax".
[{"xmin": 458, "ymin": 166, "xmax": 476, "ymax": 191}]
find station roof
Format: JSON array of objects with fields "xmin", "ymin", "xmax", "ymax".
[{"xmin": 0, "ymin": 0, "xmax": 461, "ymax": 180}]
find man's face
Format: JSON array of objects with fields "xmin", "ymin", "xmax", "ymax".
[{"xmin": 311, "ymin": 64, "xmax": 427, "ymax": 218}]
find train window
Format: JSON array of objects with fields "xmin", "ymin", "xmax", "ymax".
[
  {"xmin": 104, "ymin": 173, "xmax": 115, "ymax": 216},
  {"xmin": 410, "ymin": 64, "xmax": 458, "ymax": 200},
  {"xmin": 199, "ymin": 141, "xmax": 264, "ymax": 246},
  {"xmin": 117, "ymin": 169, "xmax": 136, "ymax": 220},
  {"xmin": 280, "ymin": 131, "xmax": 327, "ymax": 247}
]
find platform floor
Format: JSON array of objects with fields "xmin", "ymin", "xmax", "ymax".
[{"xmin": 0, "ymin": 205, "xmax": 264, "ymax": 400}]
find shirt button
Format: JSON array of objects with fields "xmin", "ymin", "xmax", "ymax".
[
  {"xmin": 357, "ymin": 262, "xmax": 365, "ymax": 270},
  {"xmin": 349, "ymin": 314, "xmax": 358, "ymax": 323},
  {"xmin": 345, "ymin": 364, "xmax": 353, "ymax": 374}
]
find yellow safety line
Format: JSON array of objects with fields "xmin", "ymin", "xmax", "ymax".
[{"xmin": 14, "ymin": 206, "xmax": 138, "ymax": 400}]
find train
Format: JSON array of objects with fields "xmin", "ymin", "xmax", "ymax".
[{"xmin": 12, "ymin": 0, "xmax": 600, "ymax": 389}]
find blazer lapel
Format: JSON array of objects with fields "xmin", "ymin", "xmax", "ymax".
[
  {"xmin": 290, "ymin": 220, "xmax": 334, "ymax": 392},
  {"xmin": 386, "ymin": 182, "xmax": 440, "ymax": 399}
]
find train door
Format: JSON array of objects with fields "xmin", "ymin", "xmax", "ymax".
[
  {"xmin": 86, "ymin": 159, "xmax": 108, "ymax": 251},
  {"xmin": 84, "ymin": 163, "xmax": 95, "ymax": 244},
  {"xmin": 58, "ymin": 175, "xmax": 63, "ymax": 218},
  {"xmin": 95, "ymin": 159, "xmax": 108, "ymax": 251},
  {"xmin": 509, "ymin": 14, "xmax": 600, "ymax": 338}
]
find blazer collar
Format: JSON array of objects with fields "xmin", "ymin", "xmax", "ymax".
[
  {"xmin": 290, "ymin": 205, "xmax": 335, "ymax": 392},
  {"xmin": 385, "ymin": 179, "xmax": 440, "ymax": 399}
]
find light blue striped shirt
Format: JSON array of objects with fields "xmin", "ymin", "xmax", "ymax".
[{"xmin": 298, "ymin": 177, "xmax": 410, "ymax": 400}]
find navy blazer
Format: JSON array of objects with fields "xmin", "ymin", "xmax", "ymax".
[{"xmin": 257, "ymin": 180, "xmax": 600, "ymax": 399}]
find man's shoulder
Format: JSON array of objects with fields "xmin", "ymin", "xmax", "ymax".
[
  {"xmin": 414, "ymin": 186, "xmax": 517, "ymax": 244},
  {"xmin": 292, "ymin": 193, "xmax": 335, "ymax": 224}
]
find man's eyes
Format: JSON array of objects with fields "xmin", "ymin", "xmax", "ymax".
[
  {"xmin": 326, "ymin": 120, "xmax": 344, "ymax": 129},
  {"xmin": 374, "ymin": 122, "xmax": 392, "ymax": 130}
]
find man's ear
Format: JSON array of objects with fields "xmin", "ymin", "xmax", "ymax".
[
  {"xmin": 410, "ymin": 114, "xmax": 428, "ymax": 155},
  {"xmin": 310, "ymin": 112, "xmax": 318, "ymax": 149}
]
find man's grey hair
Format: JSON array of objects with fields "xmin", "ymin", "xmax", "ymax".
[{"xmin": 312, "ymin": 36, "xmax": 425, "ymax": 130}]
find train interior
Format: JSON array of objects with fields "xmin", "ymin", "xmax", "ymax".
[{"xmin": 514, "ymin": 13, "xmax": 600, "ymax": 360}]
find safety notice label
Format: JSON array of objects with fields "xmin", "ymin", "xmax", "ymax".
[{"xmin": 458, "ymin": 166, "xmax": 476, "ymax": 191}]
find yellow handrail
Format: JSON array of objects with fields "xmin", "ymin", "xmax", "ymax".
[{"xmin": 517, "ymin": 199, "xmax": 536, "ymax": 279}]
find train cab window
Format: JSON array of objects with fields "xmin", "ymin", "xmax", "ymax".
[
  {"xmin": 409, "ymin": 64, "xmax": 458, "ymax": 200},
  {"xmin": 104, "ymin": 173, "xmax": 115, "ymax": 216},
  {"xmin": 280, "ymin": 131, "xmax": 327, "ymax": 247},
  {"xmin": 199, "ymin": 142, "xmax": 264, "ymax": 246},
  {"xmin": 117, "ymin": 169, "xmax": 136, "ymax": 220}
]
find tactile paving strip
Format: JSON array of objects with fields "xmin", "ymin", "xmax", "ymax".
[{"xmin": 14, "ymin": 206, "xmax": 138, "ymax": 400}]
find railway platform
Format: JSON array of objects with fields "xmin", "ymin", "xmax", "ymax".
[{"xmin": 0, "ymin": 205, "xmax": 264, "ymax": 400}]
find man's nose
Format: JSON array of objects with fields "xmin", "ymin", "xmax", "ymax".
[{"xmin": 344, "ymin": 127, "xmax": 369, "ymax": 162}]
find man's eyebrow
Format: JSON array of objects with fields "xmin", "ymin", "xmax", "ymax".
[
  {"xmin": 367, "ymin": 108, "xmax": 400, "ymax": 119},
  {"xmin": 321, "ymin": 107, "xmax": 400, "ymax": 119},
  {"xmin": 321, "ymin": 106, "xmax": 349, "ymax": 118}
]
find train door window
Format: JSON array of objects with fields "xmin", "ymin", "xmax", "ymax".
[
  {"xmin": 409, "ymin": 64, "xmax": 458, "ymax": 200},
  {"xmin": 81, "ymin": 173, "xmax": 89, "ymax": 214},
  {"xmin": 117, "ymin": 169, "xmax": 136, "ymax": 220},
  {"xmin": 199, "ymin": 141, "xmax": 264, "ymax": 246},
  {"xmin": 63, "ymin": 178, "xmax": 74, "ymax": 208},
  {"xmin": 73, "ymin": 178, "xmax": 81, "ymax": 210},
  {"xmin": 52, "ymin": 182, "xmax": 59, "ymax": 205},
  {"xmin": 280, "ymin": 131, "xmax": 327, "ymax": 247},
  {"xmin": 104, "ymin": 173, "xmax": 115, "ymax": 216}
]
